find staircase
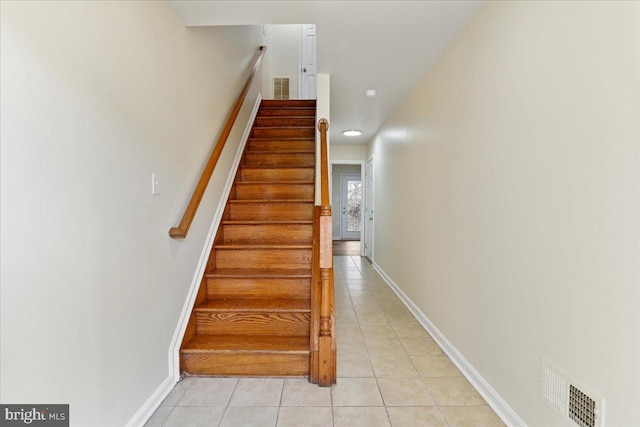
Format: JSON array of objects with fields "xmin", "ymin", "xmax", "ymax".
[{"xmin": 180, "ymin": 99, "xmax": 317, "ymax": 377}]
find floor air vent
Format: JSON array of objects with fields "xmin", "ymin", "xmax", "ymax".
[{"xmin": 540, "ymin": 358, "xmax": 604, "ymax": 427}]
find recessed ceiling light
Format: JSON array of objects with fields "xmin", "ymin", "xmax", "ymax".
[
  {"xmin": 365, "ymin": 89, "xmax": 376, "ymax": 97},
  {"xmin": 343, "ymin": 130, "xmax": 362, "ymax": 137}
]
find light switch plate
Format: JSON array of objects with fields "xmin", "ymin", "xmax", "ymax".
[{"xmin": 152, "ymin": 173, "xmax": 160, "ymax": 195}]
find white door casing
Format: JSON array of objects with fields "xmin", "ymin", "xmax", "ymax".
[
  {"xmin": 340, "ymin": 174, "xmax": 362, "ymax": 240},
  {"xmin": 365, "ymin": 157, "xmax": 374, "ymax": 260}
]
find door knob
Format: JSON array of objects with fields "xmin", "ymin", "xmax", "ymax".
[{"xmin": 303, "ymin": 68, "xmax": 307, "ymax": 72}]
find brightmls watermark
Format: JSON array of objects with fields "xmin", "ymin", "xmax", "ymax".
[{"xmin": 0, "ymin": 405, "xmax": 68, "ymax": 426}]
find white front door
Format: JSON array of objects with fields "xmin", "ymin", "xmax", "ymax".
[
  {"xmin": 340, "ymin": 174, "xmax": 362, "ymax": 240},
  {"xmin": 365, "ymin": 158, "xmax": 374, "ymax": 260},
  {"xmin": 299, "ymin": 24, "xmax": 317, "ymax": 99}
]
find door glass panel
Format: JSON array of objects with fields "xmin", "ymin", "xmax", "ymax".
[{"xmin": 347, "ymin": 179, "xmax": 362, "ymax": 232}]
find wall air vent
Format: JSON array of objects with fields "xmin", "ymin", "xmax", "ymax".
[
  {"xmin": 274, "ymin": 77, "xmax": 289, "ymax": 100},
  {"xmin": 540, "ymin": 358, "xmax": 604, "ymax": 427}
]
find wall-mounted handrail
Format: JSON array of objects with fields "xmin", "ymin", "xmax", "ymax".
[
  {"xmin": 169, "ymin": 46, "xmax": 266, "ymax": 238},
  {"xmin": 310, "ymin": 118, "xmax": 336, "ymax": 386}
]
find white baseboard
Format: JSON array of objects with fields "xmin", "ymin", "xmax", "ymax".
[
  {"xmin": 371, "ymin": 261, "xmax": 527, "ymax": 427},
  {"xmin": 124, "ymin": 375, "xmax": 174, "ymax": 427},
  {"xmin": 167, "ymin": 93, "xmax": 263, "ymax": 381}
]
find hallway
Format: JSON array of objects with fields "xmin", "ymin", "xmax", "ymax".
[{"xmin": 145, "ymin": 256, "xmax": 504, "ymax": 426}]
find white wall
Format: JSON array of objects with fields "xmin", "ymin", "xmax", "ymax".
[
  {"xmin": 0, "ymin": 2, "xmax": 264, "ymax": 425},
  {"xmin": 330, "ymin": 145, "xmax": 367, "ymax": 162},
  {"xmin": 331, "ymin": 164, "xmax": 362, "ymax": 239},
  {"xmin": 368, "ymin": 1, "xmax": 639, "ymax": 426},
  {"xmin": 262, "ymin": 24, "xmax": 300, "ymax": 99},
  {"xmin": 315, "ymin": 73, "xmax": 331, "ymax": 204}
]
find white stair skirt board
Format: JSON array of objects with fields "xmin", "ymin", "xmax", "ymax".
[
  {"xmin": 372, "ymin": 261, "xmax": 527, "ymax": 427},
  {"xmin": 124, "ymin": 375, "xmax": 174, "ymax": 427}
]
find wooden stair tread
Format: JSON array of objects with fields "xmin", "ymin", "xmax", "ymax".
[
  {"xmin": 215, "ymin": 243, "xmax": 312, "ymax": 249},
  {"xmin": 240, "ymin": 166, "xmax": 314, "ymax": 169},
  {"xmin": 228, "ymin": 199, "xmax": 314, "ymax": 203},
  {"xmin": 222, "ymin": 220, "xmax": 312, "ymax": 225},
  {"xmin": 261, "ymin": 101, "xmax": 315, "ymax": 107},
  {"xmin": 197, "ymin": 299, "xmax": 310, "ymax": 312},
  {"xmin": 253, "ymin": 126, "xmax": 314, "ymax": 129},
  {"xmin": 259, "ymin": 108, "xmax": 315, "ymax": 111},
  {"xmin": 235, "ymin": 181, "xmax": 314, "ymax": 185},
  {"xmin": 246, "ymin": 150, "xmax": 315, "ymax": 154},
  {"xmin": 248, "ymin": 137, "xmax": 315, "ymax": 142},
  {"xmin": 260, "ymin": 105, "xmax": 315, "ymax": 108},
  {"xmin": 182, "ymin": 335, "xmax": 309, "ymax": 354},
  {"xmin": 207, "ymin": 268, "xmax": 311, "ymax": 278},
  {"xmin": 261, "ymin": 100, "xmax": 315, "ymax": 104},
  {"xmin": 255, "ymin": 116, "xmax": 315, "ymax": 119}
]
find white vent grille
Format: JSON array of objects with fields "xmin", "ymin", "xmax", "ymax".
[
  {"xmin": 274, "ymin": 77, "xmax": 289, "ymax": 100},
  {"xmin": 540, "ymin": 358, "xmax": 604, "ymax": 427}
]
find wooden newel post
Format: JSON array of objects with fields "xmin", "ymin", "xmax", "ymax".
[
  {"xmin": 318, "ymin": 119, "xmax": 330, "ymax": 206},
  {"xmin": 316, "ymin": 118, "xmax": 336, "ymax": 386}
]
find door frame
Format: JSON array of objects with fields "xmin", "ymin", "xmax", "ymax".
[
  {"xmin": 299, "ymin": 24, "xmax": 317, "ymax": 99},
  {"xmin": 365, "ymin": 156, "xmax": 374, "ymax": 262},
  {"xmin": 330, "ymin": 160, "xmax": 366, "ymax": 256},
  {"xmin": 340, "ymin": 174, "xmax": 362, "ymax": 240}
]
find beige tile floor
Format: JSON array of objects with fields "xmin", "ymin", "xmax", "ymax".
[{"xmin": 145, "ymin": 256, "xmax": 506, "ymax": 427}]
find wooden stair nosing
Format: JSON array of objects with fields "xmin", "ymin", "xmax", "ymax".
[
  {"xmin": 260, "ymin": 100, "xmax": 316, "ymax": 107},
  {"xmin": 228, "ymin": 199, "xmax": 314, "ymax": 203},
  {"xmin": 214, "ymin": 243, "xmax": 312, "ymax": 250},
  {"xmin": 196, "ymin": 299, "xmax": 310, "ymax": 312},
  {"xmin": 222, "ymin": 220, "xmax": 313, "ymax": 225},
  {"xmin": 254, "ymin": 115, "xmax": 316, "ymax": 120},
  {"xmin": 206, "ymin": 268, "xmax": 312, "ymax": 278},
  {"xmin": 246, "ymin": 150, "xmax": 316, "ymax": 155},
  {"xmin": 234, "ymin": 181, "xmax": 315, "ymax": 185},
  {"xmin": 257, "ymin": 110, "xmax": 316, "ymax": 117},
  {"xmin": 248, "ymin": 137, "xmax": 316, "ymax": 142},
  {"xmin": 254, "ymin": 117, "xmax": 316, "ymax": 126},
  {"xmin": 239, "ymin": 166, "xmax": 314, "ymax": 170},
  {"xmin": 182, "ymin": 335, "xmax": 309, "ymax": 354}
]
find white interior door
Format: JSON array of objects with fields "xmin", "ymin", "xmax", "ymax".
[
  {"xmin": 340, "ymin": 174, "xmax": 362, "ymax": 240},
  {"xmin": 365, "ymin": 158, "xmax": 374, "ymax": 260},
  {"xmin": 300, "ymin": 24, "xmax": 317, "ymax": 99}
]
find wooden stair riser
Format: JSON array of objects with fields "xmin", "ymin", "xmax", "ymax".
[
  {"xmin": 221, "ymin": 224, "xmax": 312, "ymax": 243},
  {"xmin": 207, "ymin": 277, "xmax": 311, "ymax": 300},
  {"xmin": 251, "ymin": 127, "xmax": 315, "ymax": 139},
  {"xmin": 195, "ymin": 311, "xmax": 310, "ymax": 336},
  {"xmin": 235, "ymin": 183, "xmax": 314, "ymax": 200},
  {"xmin": 254, "ymin": 117, "xmax": 315, "ymax": 128},
  {"xmin": 261, "ymin": 100, "xmax": 316, "ymax": 108},
  {"xmin": 215, "ymin": 248, "xmax": 312, "ymax": 269},
  {"xmin": 245, "ymin": 153, "xmax": 315, "ymax": 167},
  {"xmin": 258, "ymin": 108, "xmax": 315, "ymax": 117},
  {"xmin": 239, "ymin": 167, "xmax": 314, "ymax": 182},
  {"xmin": 248, "ymin": 140, "xmax": 315, "ymax": 152},
  {"xmin": 182, "ymin": 353, "xmax": 309, "ymax": 376},
  {"xmin": 228, "ymin": 202, "xmax": 313, "ymax": 221}
]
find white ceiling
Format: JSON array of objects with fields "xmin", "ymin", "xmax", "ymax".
[{"xmin": 168, "ymin": 1, "xmax": 482, "ymax": 145}]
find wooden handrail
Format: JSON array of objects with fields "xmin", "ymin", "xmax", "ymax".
[
  {"xmin": 169, "ymin": 46, "xmax": 267, "ymax": 238},
  {"xmin": 310, "ymin": 118, "xmax": 336, "ymax": 386}
]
